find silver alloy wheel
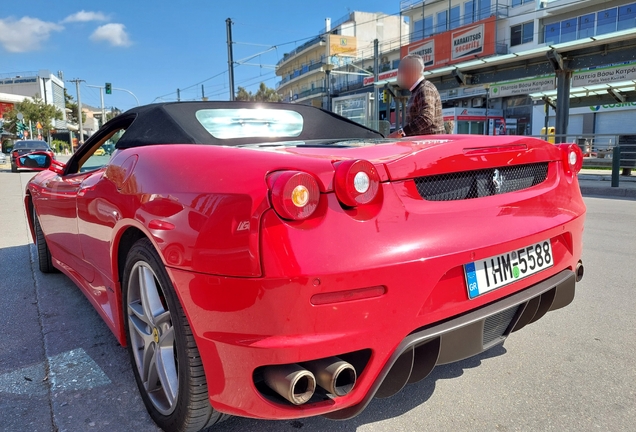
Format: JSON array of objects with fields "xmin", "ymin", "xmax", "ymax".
[{"xmin": 127, "ymin": 261, "xmax": 179, "ymax": 415}]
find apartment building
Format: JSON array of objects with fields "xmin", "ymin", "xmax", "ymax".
[{"xmin": 275, "ymin": 11, "xmax": 408, "ymax": 109}]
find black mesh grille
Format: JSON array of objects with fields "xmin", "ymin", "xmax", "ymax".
[
  {"xmin": 483, "ymin": 306, "xmax": 520, "ymax": 346},
  {"xmin": 414, "ymin": 163, "xmax": 549, "ymax": 201}
]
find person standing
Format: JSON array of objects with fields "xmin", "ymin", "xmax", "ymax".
[{"xmin": 388, "ymin": 54, "xmax": 445, "ymax": 138}]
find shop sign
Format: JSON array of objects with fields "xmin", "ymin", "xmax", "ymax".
[
  {"xmin": 451, "ymin": 24, "xmax": 485, "ymax": 62},
  {"xmin": 363, "ymin": 69, "xmax": 398, "ymax": 86},
  {"xmin": 573, "ymin": 62, "xmax": 636, "ymax": 87},
  {"xmin": 489, "ymin": 76, "xmax": 556, "ymax": 98}
]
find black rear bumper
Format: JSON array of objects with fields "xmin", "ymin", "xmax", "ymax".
[{"xmin": 325, "ymin": 269, "xmax": 576, "ymax": 420}]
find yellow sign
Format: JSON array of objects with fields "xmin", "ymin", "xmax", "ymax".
[
  {"xmin": 329, "ymin": 34, "xmax": 357, "ymax": 56},
  {"xmin": 36, "ymin": 122, "xmax": 43, "ymax": 129}
]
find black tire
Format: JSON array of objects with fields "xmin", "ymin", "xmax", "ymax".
[
  {"xmin": 11, "ymin": 162, "xmax": 17, "ymax": 173},
  {"xmin": 33, "ymin": 207, "xmax": 57, "ymax": 273},
  {"xmin": 122, "ymin": 238, "xmax": 227, "ymax": 432}
]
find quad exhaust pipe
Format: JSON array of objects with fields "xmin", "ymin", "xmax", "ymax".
[
  {"xmin": 263, "ymin": 364, "xmax": 316, "ymax": 405},
  {"xmin": 263, "ymin": 357, "xmax": 357, "ymax": 405}
]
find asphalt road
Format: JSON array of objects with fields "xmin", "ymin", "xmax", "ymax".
[{"xmin": 1, "ymin": 165, "xmax": 634, "ymax": 432}]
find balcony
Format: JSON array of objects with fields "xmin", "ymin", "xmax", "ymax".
[
  {"xmin": 277, "ymin": 37, "xmax": 326, "ymax": 67},
  {"xmin": 277, "ymin": 56, "xmax": 328, "ymax": 89}
]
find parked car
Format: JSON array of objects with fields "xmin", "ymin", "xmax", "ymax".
[
  {"xmin": 94, "ymin": 146, "xmax": 106, "ymax": 156},
  {"xmin": 0, "ymin": 151, "xmax": 6, "ymax": 164},
  {"xmin": 25, "ymin": 102, "xmax": 586, "ymax": 432},
  {"xmin": 10, "ymin": 140, "xmax": 54, "ymax": 172}
]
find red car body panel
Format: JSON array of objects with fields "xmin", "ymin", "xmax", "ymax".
[{"xmin": 26, "ymin": 124, "xmax": 585, "ymax": 421}]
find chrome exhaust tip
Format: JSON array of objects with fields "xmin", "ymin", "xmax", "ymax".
[
  {"xmin": 263, "ymin": 364, "xmax": 316, "ymax": 405},
  {"xmin": 575, "ymin": 260, "xmax": 584, "ymax": 282},
  {"xmin": 304, "ymin": 357, "xmax": 357, "ymax": 397}
]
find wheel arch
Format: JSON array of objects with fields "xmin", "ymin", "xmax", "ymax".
[{"xmin": 24, "ymin": 191, "xmax": 36, "ymax": 242}]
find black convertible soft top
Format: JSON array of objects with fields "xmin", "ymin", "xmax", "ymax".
[{"xmin": 114, "ymin": 101, "xmax": 383, "ymax": 148}]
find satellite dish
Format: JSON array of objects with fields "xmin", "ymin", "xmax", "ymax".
[{"xmin": 17, "ymin": 112, "xmax": 24, "ymax": 120}]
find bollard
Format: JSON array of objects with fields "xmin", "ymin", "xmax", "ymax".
[{"xmin": 611, "ymin": 146, "xmax": 621, "ymax": 187}]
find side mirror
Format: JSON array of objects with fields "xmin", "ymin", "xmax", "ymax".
[
  {"xmin": 50, "ymin": 158, "xmax": 66, "ymax": 175},
  {"xmin": 17, "ymin": 152, "xmax": 52, "ymax": 170}
]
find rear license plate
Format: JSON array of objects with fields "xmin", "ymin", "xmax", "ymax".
[{"xmin": 464, "ymin": 240, "xmax": 553, "ymax": 299}]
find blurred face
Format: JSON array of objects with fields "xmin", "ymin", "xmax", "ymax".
[{"xmin": 397, "ymin": 59, "xmax": 418, "ymax": 89}]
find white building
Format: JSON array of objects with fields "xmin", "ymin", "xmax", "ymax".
[{"xmin": 0, "ymin": 70, "xmax": 67, "ymax": 128}]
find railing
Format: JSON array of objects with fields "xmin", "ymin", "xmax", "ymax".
[
  {"xmin": 277, "ymin": 37, "xmax": 325, "ymax": 67},
  {"xmin": 527, "ymin": 133, "xmax": 636, "ymax": 186},
  {"xmin": 320, "ymin": 12, "xmax": 353, "ymax": 34},
  {"xmin": 277, "ymin": 57, "xmax": 327, "ymax": 88},
  {"xmin": 0, "ymin": 71, "xmax": 39, "ymax": 79}
]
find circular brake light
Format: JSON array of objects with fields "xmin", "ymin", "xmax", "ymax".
[
  {"xmin": 568, "ymin": 150, "xmax": 577, "ymax": 167},
  {"xmin": 271, "ymin": 171, "xmax": 320, "ymax": 220},
  {"xmin": 334, "ymin": 160, "xmax": 380, "ymax": 207}
]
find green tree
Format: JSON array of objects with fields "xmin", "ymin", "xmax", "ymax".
[
  {"xmin": 3, "ymin": 98, "xmax": 63, "ymax": 140},
  {"xmin": 236, "ymin": 86, "xmax": 252, "ymax": 101},
  {"xmin": 235, "ymin": 83, "xmax": 281, "ymax": 102},
  {"xmin": 253, "ymin": 82, "xmax": 282, "ymax": 102},
  {"xmin": 64, "ymin": 88, "xmax": 86, "ymax": 124}
]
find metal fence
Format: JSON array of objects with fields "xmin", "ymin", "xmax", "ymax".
[{"xmin": 527, "ymin": 133, "xmax": 636, "ymax": 187}]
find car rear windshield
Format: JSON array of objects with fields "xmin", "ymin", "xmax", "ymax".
[
  {"xmin": 14, "ymin": 141, "xmax": 49, "ymax": 150},
  {"xmin": 195, "ymin": 108, "xmax": 303, "ymax": 139}
]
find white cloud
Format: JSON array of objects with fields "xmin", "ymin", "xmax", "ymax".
[
  {"xmin": 0, "ymin": 17, "xmax": 63, "ymax": 53},
  {"xmin": 63, "ymin": 10, "xmax": 109, "ymax": 23},
  {"xmin": 90, "ymin": 23, "xmax": 131, "ymax": 47}
]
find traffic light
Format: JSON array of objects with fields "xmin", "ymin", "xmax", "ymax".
[
  {"xmin": 105, "ymin": 83, "xmax": 112, "ymax": 94},
  {"xmin": 381, "ymin": 90, "xmax": 389, "ymax": 103}
]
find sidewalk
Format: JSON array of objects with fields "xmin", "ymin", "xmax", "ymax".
[{"xmin": 578, "ymin": 168, "xmax": 636, "ymax": 198}]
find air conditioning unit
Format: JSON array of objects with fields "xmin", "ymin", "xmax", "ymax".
[{"xmin": 472, "ymin": 97, "xmax": 484, "ymax": 108}]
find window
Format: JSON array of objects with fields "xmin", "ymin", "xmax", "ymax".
[
  {"xmin": 423, "ymin": 15, "xmax": 434, "ymax": 37},
  {"xmin": 578, "ymin": 13, "xmax": 595, "ymax": 39},
  {"xmin": 450, "ymin": 6, "xmax": 461, "ymax": 29},
  {"xmin": 436, "ymin": 11, "xmax": 447, "ymax": 33},
  {"xmin": 560, "ymin": 18, "xmax": 577, "ymax": 42},
  {"xmin": 511, "ymin": 22, "xmax": 534, "ymax": 46},
  {"xmin": 597, "ymin": 8, "xmax": 617, "ymax": 35},
  {"xmin": 77, "ymin": 128, "xmax": 127, "ymax": 173},
  {"xmin": 544, "ymin": 22, "xmax": 560, "ymax": 44},
  {"xmin": 512, "ymin": 0, "xmax": 533, "ymax": 7},
  {"xmin": 196, "ymin": 109, "xmax": 304, "ymax": 140},
  {"xmin": 479, "ymin": 0, "xmax": 491, "ymax": 21},
  {"xmin": 412, "ymin": 19, "xmax": 424, "ymax": 40},
  {"xmin": 618, "ymin": 3, "xmax": 636, "ymax": 31},
  {"xmin": 464, "ymin": 1, "xmax": 474, "ymax": 25}
]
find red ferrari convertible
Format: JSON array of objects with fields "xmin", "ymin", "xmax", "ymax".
[{"xmin": 26, "ymin": 102, "xmax": 586, "ymax": 432}]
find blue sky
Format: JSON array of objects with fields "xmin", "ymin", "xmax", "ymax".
[{"xmin": 1, "ymin": 0, "xmax": 399, "ymax": 111}]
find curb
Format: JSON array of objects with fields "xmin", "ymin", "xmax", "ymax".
[{"xmin": 580, "ymin": 185, "xmax": 636, "ymax": 199}]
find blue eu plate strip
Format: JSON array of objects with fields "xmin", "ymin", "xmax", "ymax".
[{"xmin": 465, "ymin": 262, "xmax": 479, "ymax": 299}]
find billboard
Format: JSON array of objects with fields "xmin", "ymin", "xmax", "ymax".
[
  {"xmin": 329, "ymin": 35, "xmax": 357, "ymax": 56},
  {"xmin": 402, "ymin": 17, "xmax": 496, "ymax": 70}
]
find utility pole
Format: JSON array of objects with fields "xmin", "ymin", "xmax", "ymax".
[
  {"xmin": 177, "ymin": 88, "xmax": 181, "ymax": 101},
  {"xmin": 87, "ymin": 85, "xmax": 106, "ymax": 127},
  {"xmin": 68, "ymin": 79, "xmax": 85, "ymax": 149},
  {"xmin": 226, "ymin": 18, "xmax": 235, "ymax": 101},
  {"xmin": 202, "ymin": 84, "xmax": 207, "ymax": 101},
  {"xmin": 373, "ymin": 39, "xmax": 379, "ymax": 130}
]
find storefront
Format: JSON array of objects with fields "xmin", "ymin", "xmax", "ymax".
[
  {"xmin": 443, "ymin": 108, "xmax": 505, "ymax": 135},
  {"xmin": 488, "ymin": 76, "xmax": 557, "ymax": 136},
  {"xmin": 532, "ymin": 102, "xmax": 636, "ymax": 136}
]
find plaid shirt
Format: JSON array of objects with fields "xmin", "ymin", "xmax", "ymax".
[{"xmin": 402, "ymin": 78, "xmax": 445, "ymax": 136}]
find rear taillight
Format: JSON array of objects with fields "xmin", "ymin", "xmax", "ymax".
[
  {"xmin": 270, "ymin": 171, "xmax": 320, "ymax": 221},
  {"xmin": 558, "ymin": 143, "xmax": 583, "ymax": 175},
  {"xmin": 334, "ymin": 160, "xmax": 380, "ymax": 207}
]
